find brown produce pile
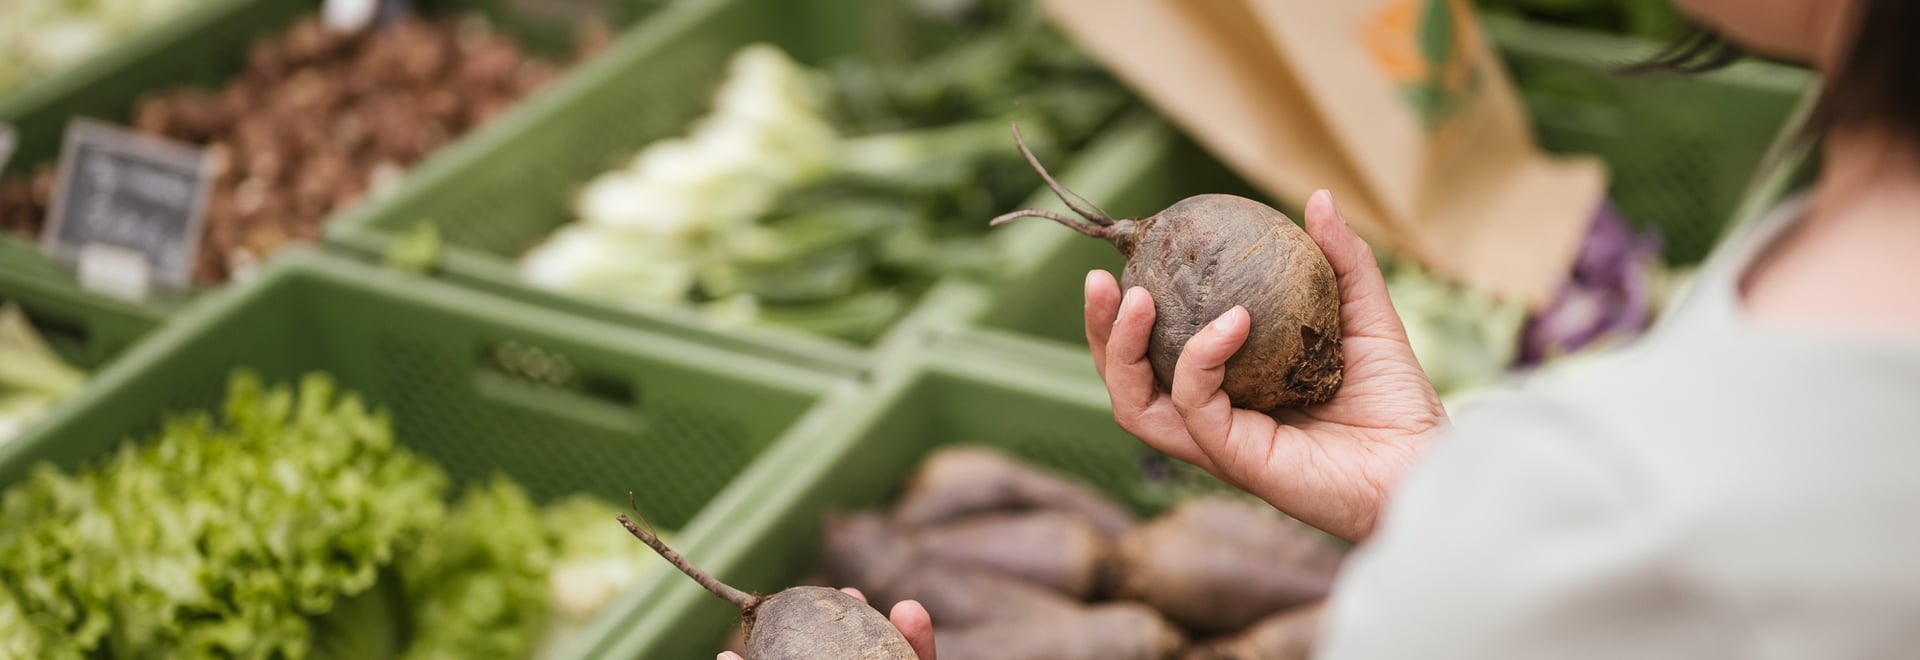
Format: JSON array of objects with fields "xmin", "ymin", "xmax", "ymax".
[
  {"xmin": 0, "ymin": 13, "xmax": 605, "ymax": 284},
  {"xmin": 722, "ymin": 446, "xmax": 1350, "ymax": 660}
]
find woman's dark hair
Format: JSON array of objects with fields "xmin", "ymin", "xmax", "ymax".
[
  {"xmin": 1623, "ymin": 0, "xmax": 1920, "ymax": 140},
  {"xmin": 1615, "ymin": 27, "xmax": 1744, "ymax": 75}
]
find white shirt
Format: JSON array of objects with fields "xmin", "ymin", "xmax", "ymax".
[{"xmin": 1318, "ymin": 195, "xmax": 1920, "ymax": 659}]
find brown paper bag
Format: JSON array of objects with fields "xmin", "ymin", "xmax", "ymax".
[{"xmin": 1039, "ymin": 0, "xmax": 1607, "ymax": 307}]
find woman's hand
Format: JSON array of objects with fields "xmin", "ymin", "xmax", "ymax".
[
  {"xmin": 717, "ymin": 589, "xmax": 935, "ymax": 660},
  {"xmin": 1087, "ymin": 190, "xmax": 1446, "ymax": 542}
]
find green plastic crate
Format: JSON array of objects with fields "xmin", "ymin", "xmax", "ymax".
[
  {"xmin": 1486, "ymin": 16, "xmax": 1817, "ymax": 264},
  {"xmin": 322, "ymin": 0, "xmax": 1134, "ymax": 376},
  {"xmin": 0, "ymin": 0, "xmax": 663, "ymax": 330},
  {"xmin": 589, "ymin": 329, "xmax": 1235, "ymax": 659},
  {"xmin": 966, "ymin": 17, "xmax": 1818, "ymax": 352},
  {"xmin": 0, "ymin": 237, "xmax": 161, "ymax": 368},
  {"xmin": 0, "ymin": 249, "xmax": 844, "ymax": 659}
]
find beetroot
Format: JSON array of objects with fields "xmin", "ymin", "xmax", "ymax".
[
  {"xmin": 990, "ymin": 124, "xmax": 1343, "ymax": 411},
  {"xmin": 618, "ymin": 507, "xmax": 914, "ymax": 660}
]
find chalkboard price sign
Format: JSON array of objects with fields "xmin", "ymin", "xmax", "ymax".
[{"xmin": 42, "ymin": 119, "xmax": 212, "ymax": 291}]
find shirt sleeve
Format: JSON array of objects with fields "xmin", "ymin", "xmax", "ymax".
[{"xmin": 1314, "ymin": 394, "xmax": 1721, "ymax": 660}]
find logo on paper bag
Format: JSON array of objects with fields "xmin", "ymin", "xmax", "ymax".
[{"xmin": 1362, "ymin": 0, "xmax": 1484, "ymax": 130}]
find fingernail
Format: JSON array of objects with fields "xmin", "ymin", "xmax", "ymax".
[
  {"xmin": 1211, "ymin": 306, "xmax": 1244, "ymax": 331},
  {"xmin": 1323, "ymin": 190, "xmax": 1346, "ymax": 225},
  {"xmin": 1119, "ymin": 287, "xmax": 1138, "ymax": 316}
]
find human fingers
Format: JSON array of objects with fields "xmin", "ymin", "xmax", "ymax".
[
  {"xmin": 1101, "ymin": 287, "xmax": 1224, "ymax": 474},
  {"xmin": 1169, "ymin": 307, "xmax": 1253, "ymax": 459},
  {"xmin": 890, "ymin": 600, "xmax": 937, "ymax": 660},
  {"xmin": 1302, "ymin": 189, "xmax": 1412, "ymax": 344},
  {"xmin": 1104, "ymin": 287, "xmax": 1162, "ymax": 421},
  {"xmin": 841, "ymin": 587, "xmax": 867, "ymax": 603},
  {"xmin": 1085, "ymin": 269, "xmax": 1122, "ymax": 379}
]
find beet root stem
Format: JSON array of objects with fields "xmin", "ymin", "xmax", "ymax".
[
  {"xmin": 1010, "ymin": 120, "xmax": 1115, "ymax": 226},
  {"xmin": 989, "ymin": 208, "xmax": 1113, "ymax": 238},
  {"xmin": 619, "ymin": 493, "xmax": 758, "ymax": 612}
]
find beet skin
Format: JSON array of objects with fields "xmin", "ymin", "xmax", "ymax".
[
  {"xmin": 618, "ymin": 511, "xmax": 914, "ymax": 659},
  {"xmin": 990, "ymin": 123, "xmax": 1344, "ymax": 411}
]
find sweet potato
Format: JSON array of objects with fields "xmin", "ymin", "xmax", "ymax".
[
  {"xmin": 910, "ymin": 510, "xmax": 1111, "ymax": 598},
  {"xmin": 1112, "ymin": 500, "xmax": 1342, "ymax": 633},
  {"xmin": 1182, "ymin": 602, "xmax": 1325, "ymax": 660},
  {"xmin": 822, "ymin": 512, "xmax": 1079, "ymax": 628},
  {"xmin": 891, "ymin": 446, "xmax": 1136, "ymax": 538},
  {"xmin": 1160, "ymin": 498, "xmax": 1346, "ymax": 574},
  {"xmin": 934, "ymin": 603, "xmax": 1187, "ymax": 660}
]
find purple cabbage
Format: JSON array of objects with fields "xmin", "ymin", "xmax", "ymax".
[{"xmin": 1519, "ymin": 201, "xmax": 1662, "ymax": 365}]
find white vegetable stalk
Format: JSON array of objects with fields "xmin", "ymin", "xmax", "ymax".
[
  {"xmin": 519, "ymin": 41, "xmax": 1019, "ymax": 319},
  {"xmin": 0, "ymin": 303, "xmax": 88, "ymax": 445},
  {"xmin": 1, "ymin": 0, "xmax": 203, "ymax": 93},
  {"xmin": 521, "ymin": 43, "xmax": 843, "ymax": 309}
]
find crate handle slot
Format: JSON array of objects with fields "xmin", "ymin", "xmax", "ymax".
[
  {"xmin": 11, "ymin": 305, "xmax": 94, "ymax": 354},
  {"xmin": 475, "ymin": 341, "xmax": 645, "ymax": 433}
]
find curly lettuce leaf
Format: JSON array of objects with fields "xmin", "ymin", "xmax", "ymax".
[
  {"xmin": 532, "ymin": 495, "xmax": 670, "ymax": 659},
  {"xmin": 398, "ymin": 475, "xmax": 552, "ymax": 660},
  {"xmin": 0, "ymin": 370, "xmax": 448, "ymax": 658}
]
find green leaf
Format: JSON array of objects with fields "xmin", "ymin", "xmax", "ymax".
[
  {"xmin": 397, "ymin": 475, "xmax": 552, "ymax": 660},
  {"xmin": 757, "ymin": 291, "xmax": 906, "ymax": 342},
  {"xmin": 0, "ymin": 371, "xmax": 450, "ymax": 657},
  {"xmin": 1418, "ymin": 0, "xmax": 1456, "ymax": 74},
  {"xmin": 310, "ymin": 572, "xmax": 407, "ymax": 660}
]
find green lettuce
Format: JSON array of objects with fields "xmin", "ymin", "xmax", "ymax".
[
  {"xmin": 0, "ymin": 371, "xmax": 449, "ymax": 658},
  {"xmin": 0, "ymin": 370, "xmax": 663, "ymax": 659},
  {"xmin": 397, "ymin": 475, "xmax": 553, "ymax": 660}
]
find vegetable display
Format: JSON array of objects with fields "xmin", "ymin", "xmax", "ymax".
[
  {"xmin": 1520, "ymin": 201, "xmax": 1665, "ymax": 365},
  {"xmin": 0, "ymin": 0, "xmax": 207, "ymax": 95},
  {"xmin": 1389, "ymin": 200, "xmax": 1680, "ymax": 405},
  {"xmin": 891, "ymin": 445, "xmax": 1135, "ymax": 538},
  {"xmin": 1109, "ymin": 498, "xmax": 1341, "ymax": 634},
  {"xmin": 697, "ymin": 446, "xmax": 1343, "ymax": 660},
  {"xmin": 0, "ymin": 304, "xmax": 88, "ymax": 446},
  {"xmin": 0, "ymin": 12, "xmax": 605, "ymax": 284},
  {"xmin": 0, "ymin": 371, "xmax": 447, "ymax": 657},
  {"xmin": 519, "ymin": 1, "xmax": 1131, "ymax": 342},
  {"xmin": 0, "ymin": 371, "xmax": 661, "ymax": 658},
  {"xmin": 1185, "ymin": 603, "xmax": 1325, "ymax": 660},
  {"xmin": 1386, "ymin": 262, "xmax": 1528, "ymax": 398},
  {"xmin": 992, "ymin": 131, "xmax": 1344, "ymax": 412}
]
